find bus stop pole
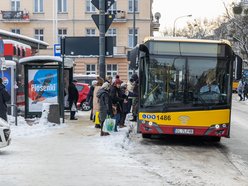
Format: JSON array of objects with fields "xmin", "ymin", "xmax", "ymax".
[{"xmin": 61, "ymin": 37, "xmax": 65, "ymax": 123}]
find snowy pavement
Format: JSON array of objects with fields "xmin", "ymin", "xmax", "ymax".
[{"xmin": 1, "ymin": 100, "xmax": 248, "ymax": 186}]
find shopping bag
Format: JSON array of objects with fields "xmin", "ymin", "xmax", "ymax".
[
  {"xmin": 103, "ymin": 117, "xmax": 116, "ymax": 132},
  {"xmin": 71, "ymin": 102, "xmax": 77, "ymax": 112},
  {"xmin": 95, "ymin": 111, "xmax": 101, "ymax": 125}
]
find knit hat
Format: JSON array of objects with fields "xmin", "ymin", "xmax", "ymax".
[
  {"xmin": 101, "ymin": 82, "xmax": 110, "ymax": 90},
  {"xmin": 92, "ymin": 80, "xmax": 97, "ymax": 86},
  {"xmin": 114, "ymin": 79, "xmax": 122, "ymax": 85}
]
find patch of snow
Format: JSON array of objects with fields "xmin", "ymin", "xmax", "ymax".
[{"xmin": 7, "ymin": 115, "xmax": 67, "ymax": 138}]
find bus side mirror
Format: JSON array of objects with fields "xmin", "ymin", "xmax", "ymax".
[
  {"xmin": 234, "ymin": 55, "xmax": 242, "ymax": 80},
  {"xmin": 128, "ymin": 47, "xmax": 139, "ymax": 70}
]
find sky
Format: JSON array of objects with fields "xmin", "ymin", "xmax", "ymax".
[{"xmin": 152, "ymin": 0, "xmax": 237, "ymax": 31}]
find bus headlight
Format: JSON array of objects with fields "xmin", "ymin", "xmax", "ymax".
[
  {"xmin": 222, "ymin": 124, "xmax": 227, "ymax": 128},
  {"xmin": 215, "ymin": 124, "xmax": 220, "ymax": 129},
  {"xmin": 148, "ymin": 121, "xmax": 153, "ymax": 126}
]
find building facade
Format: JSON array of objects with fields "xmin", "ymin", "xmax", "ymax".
[{"xmin": 0, "ymin": 0, "xmax": 157, "ymax": 81}]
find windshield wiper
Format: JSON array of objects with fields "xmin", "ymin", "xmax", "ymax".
[{"xmin": 194, "ymin": 94, "xmax": 210, "ymax": 109}]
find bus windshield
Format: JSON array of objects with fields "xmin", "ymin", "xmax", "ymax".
[{"xmin": 140, "ymin": 54, "xmax": 231, "ymax": 110}]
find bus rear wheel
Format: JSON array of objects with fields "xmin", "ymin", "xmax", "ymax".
[{"xmin": 142, "ymin": 134, "xmax": 151, "ymax": 139}]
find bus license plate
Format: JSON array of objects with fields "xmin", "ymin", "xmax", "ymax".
[{"xmin": 174, "ymin": 128, "xmax": 194, "ymax": 135}]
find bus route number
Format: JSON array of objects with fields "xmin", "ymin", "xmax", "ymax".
[{"xmin": 157, "ymin": 115, "xmax": 171, "ymax": 121}]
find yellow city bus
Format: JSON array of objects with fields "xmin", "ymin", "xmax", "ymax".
[{"xmin": 130, "ymin": 37, "xmax": 242, "ymax": 141}]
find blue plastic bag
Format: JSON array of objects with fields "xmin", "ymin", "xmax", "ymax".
[{"xmin": 103, "ymin": 116, "xmax": 116, "ymax": 132}]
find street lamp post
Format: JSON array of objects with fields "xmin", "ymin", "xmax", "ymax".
[{"xmin": 173, "ymin": 14, "xmax": 192, "ymax": 37}]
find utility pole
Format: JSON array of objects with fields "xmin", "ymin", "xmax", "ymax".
[
  {"xmin": 99, "ymin": 0, "xmax": 106, "ymax": 79},
  {"xmin": 91, "ymin": 0, "xmax": 115, "ymax": 79},
  {"xmin": 132, "ymin": 0, "xmax": 136, "ymax": 74}
]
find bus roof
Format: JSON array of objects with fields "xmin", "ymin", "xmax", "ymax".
[{"xmin": 143, "ymin": 37, "xmax": 231, "ymax": 46}]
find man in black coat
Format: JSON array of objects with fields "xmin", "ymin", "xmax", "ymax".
[
  {"xmin": 68, "ymin": 80, "xmax": 79, "ymax": 120},
  {"xmin": 0, "ymin": 78, "xmax": 11, "ymax": 121}
]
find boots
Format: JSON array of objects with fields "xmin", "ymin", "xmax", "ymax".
[{"xmin": 100, "ymin": 131, "xmax": 110, "ymax": 136}]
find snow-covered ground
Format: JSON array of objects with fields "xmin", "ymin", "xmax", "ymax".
[{"xmin": 1, "ymin": 99, "xmax": 248, "ymax": 186}]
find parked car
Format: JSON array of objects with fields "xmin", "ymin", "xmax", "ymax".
[
  {"xmin": 0, "ymin": 118, "xmax": 11, "ymax": 149},
  {"xmin": 76, "ymin": 83, "xmax": 91, "ymax": 111}
]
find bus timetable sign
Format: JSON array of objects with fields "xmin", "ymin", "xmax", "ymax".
[{"xmin": 54, "ymin": 44, "xmax": 61, "ymax": 56}]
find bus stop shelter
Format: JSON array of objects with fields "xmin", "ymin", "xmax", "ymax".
[{"xmin": 19, "ymin": 56, "xmax": 73, "ymax": 121}]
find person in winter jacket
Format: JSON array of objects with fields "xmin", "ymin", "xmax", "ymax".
[
  {"xmin": 92, "ymin": 77, "xmax": 104, "ymax": 127},
  {"xmin": 68, "ymin": 80, "xmax": 79, "ymax": 120},
  {"xmin": 97, "ymin": 82, "xmax": 111, "ymax": 136},
  {"xmin": 243, "ymin": 81, "xmax": 248, "ymax": 101},
  {"xmin": 129, "ymin": 73, "xmax": 139, "ymax": 121},
  {"xmin": 110, "ymin": 79, "xmax": 125, "ymax": 127},
  {"xmin": 86, "ymin": 80, "xmax": 97, "ymax": 120},
  {"xmin": 237, "ymin": 80, "xmax": 244, "ymax": 101},
  {"xmin": 0, "ymin": 78, "xmax": 11, "ymax": 121},
  {"xmin": 119, "ymin": 82, "xmax": 129, "ymax": 127}
]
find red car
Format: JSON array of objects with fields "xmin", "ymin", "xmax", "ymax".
[{"xmin": 75, "ymin": 83, "xmax": 91, "ymax": 111}]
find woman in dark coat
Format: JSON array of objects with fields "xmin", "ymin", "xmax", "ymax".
[
  {"xmin": 68, "ymin": 80, "xmax": 79, "ymax": 120},
  {"xmin": 97, "ymin": 82, "xmax": 111, "ymax": 136},
  {"xmin": 0, "ymin": 78, "xmax": 11, "ymax": 121}
]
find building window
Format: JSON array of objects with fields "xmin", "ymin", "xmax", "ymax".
[
  {"xmin": 86, "ymin": 28, "xmax": 96, "ymax": 36},
  {"xmin": 128, "ymin": 28, "xmax": 138, "ymax": 48},
  {"xmin": 108, "ymin": 1, "xmax": 117, "ymax": 11},
  {"xmin": 58, "ymin": 0, "xmax": 67, "ymax": 13},
  {"xmin": 11, "ymin": 29, "xmax": 20, "ymax": 34},
  {"xmin": 11, "ymin": 0, "xmax": 20, "ymax": 11},
  {"xmin": 34, "ymin": 0, "xmax": 44, "ymax": 13},
  {"xmin": 107, "ymin": 28, "xmax": 117, "ymax": 47},
  {"xmin": 34, "ymin": 29, "xmax": 44, "ymax": 41},
  {"xmin": 106, "ymin": 64, "xmax": 118, "ymax": 77},
  {"xmin": 58, "ymin": 28, "xmax": 67, "ymax": 43},
  {"xmin": 128, "ymin": 0, "xmax": 138, "ymax": 12},
  {"xmin": 86, "ymin": 64, "xmax": 96, "ymax": 75},
  {"xmin": 86, "ymin": 0, "xmax": 96, "ymax": 12}
]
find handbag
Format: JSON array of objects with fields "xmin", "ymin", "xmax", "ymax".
[{"xmin": 71, "ymin": 102, "xmax": 77, "ymax": 112}]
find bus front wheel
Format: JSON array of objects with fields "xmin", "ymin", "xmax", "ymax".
[
  {"xmin": 142, "ymin": 134, "xmax": 152, "ymax": 139},
  {"xmin": 211, "ymin": 136, "xmax": 221, "ymax": 142}
]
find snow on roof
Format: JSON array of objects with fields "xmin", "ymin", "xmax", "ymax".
[
  {"xmin": 3, "ymin": 39, "xmax": 31, "ymax": 49},
  {"xmin": 19, "ymin": 55, "xmax": 74, "ymax": 67},
  {"xmin": 5, "ymin": 60, "xmax": 16, "ymax": 66},
  {"xmin": 19, "ymin": 55, "xmax": 62, "ymax": 64},
  {"xmin": 0, "ymin": 29, "xmax": 49, "ymax": 49},
  {"xmin": 73, "ymin": 74, "xmax": 99, "ymax": 77}
]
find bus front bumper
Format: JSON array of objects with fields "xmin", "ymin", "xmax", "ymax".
[{"xmin": 139, "ymin": 122, "xmax": 229, "ymax": 137}]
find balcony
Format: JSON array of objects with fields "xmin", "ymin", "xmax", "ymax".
[
  {"xmin": 107, "ymin": 10, "xmax": 127, "ymax": 23},
  {"xmin": 113, "ymin": 46, "xmax": 128, "ymax": 58},
  {"xmin": 1, "ymin": 11, "xmax": 30, "ymax": 23}
]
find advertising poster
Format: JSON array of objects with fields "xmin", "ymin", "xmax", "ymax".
[
  {"xmin": 28, "ymin": 69, "xmax": 58, "ymax": 112},
  {"xmin": 2, "ymin": 67, "xmax": 12, "ymax": 96}
]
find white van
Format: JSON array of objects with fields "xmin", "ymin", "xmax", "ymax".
[{"xmin": 0, "ymin": 118, "xmax": 11, "ymax": 148}]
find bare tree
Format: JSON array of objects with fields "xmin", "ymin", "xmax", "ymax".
[{"xmin": 215, "ymin": 1, "xmax": 248, "ymax": 60}]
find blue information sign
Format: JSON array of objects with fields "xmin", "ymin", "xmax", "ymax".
[{"xmin": 54, "ymin": 44, "xmax": 61, "ymax": 56}]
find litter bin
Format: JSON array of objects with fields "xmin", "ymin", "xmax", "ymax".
[{"xmin": 48, "ymin": 103, "xmax": 60, "ymax": 124}]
